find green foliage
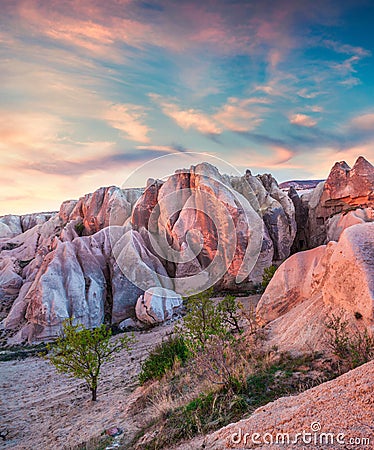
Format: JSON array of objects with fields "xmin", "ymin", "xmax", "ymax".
[
  {"xmin": 139, "ymin": 336, "xmax": 190, "ymax": 384},
  {"xmin": 74, "ymin": 222, "xmax": 85, "ymax": 236},
  {"xmin": 47, "ymin": 319, "xmax": 134, "ymax": 400},
  {"xmin": 325, "ymin": 313, "xmax": 374, "ymax": 369},
  {"xmin": 179, "ymin": 289, "xmax": 243, "ymax": 352},
  {"xmin": 261, "ymin": 265, "xmax": 277, "ymax": 290},
  {"xmin": 174, "ymin": 290, "xmax": 249, "ymax": 391},
  {"xmin": 180, "ymin": 288, "xmax": 224, "ymax": 350},
  {"xmin": 18, "ymin": 259, "xmax": 33, "ymax": 269}
]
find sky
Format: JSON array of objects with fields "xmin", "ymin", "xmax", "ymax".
[{"xmin": 1, "ymin": 0, "xmax": 374, "ymax": 215}]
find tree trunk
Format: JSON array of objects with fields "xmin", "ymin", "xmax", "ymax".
[{"xmin": 91, "ymin": 387, "xmax": 97, "ymax": 401}]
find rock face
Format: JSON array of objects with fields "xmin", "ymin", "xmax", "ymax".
[
  {"xmin": 1, "ymin": 158, "xmax": 372, "ymax": 342},
  {"xmin": 256, "ymin": 222, "xmax": 374, "ymax": 353},
  {"xmin": 326, "ymin": 207, "xmax": 374, "ymax": 242},
  {"xmin": 0, "ymin": 212, "xmax": 55, "ymax": 239},
  {"xmin": 0, "ymin": 163, "xmax": 344, "ymax": 341},
  {"xmin": 198, "ymin": 360, "xmax": 374, "ymax": 449},
  {"xmin": 135, "ymin": 287, "xmax": 183, "ymax": 325},
  {"xmin": 295, "ymin": 156, "xmax": 374, "ymax": 249}
]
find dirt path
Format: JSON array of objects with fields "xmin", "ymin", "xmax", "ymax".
[{"xmin": 0, "ymin": 325, "xmax": 174, "ymax": 449}]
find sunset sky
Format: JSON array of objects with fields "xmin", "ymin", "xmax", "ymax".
[{"xmin": 1, "ymin": 0, "xmax": 374, "ymax": 215}]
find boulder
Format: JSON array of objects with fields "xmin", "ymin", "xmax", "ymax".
[
  {"xmin": 256, "ymin": 245, "xmax": 326, "ymax": 325},
  {"xmin": 135, "ymin": 287, "xmax": 183, "ymax": 325},
  {"xmin": 326, "ymin": 207, "xmax": 374, "ymax": 242}
]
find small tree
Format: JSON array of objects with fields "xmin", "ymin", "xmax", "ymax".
[
  {"xmin": 179, "ymin": 289, "xmax": 245, "ymax": 351},
  {"xmin": 47, "ymin": 319, "xmax": 134, "ymax": 401}
]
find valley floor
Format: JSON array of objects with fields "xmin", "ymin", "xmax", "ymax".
[{"xmin": 0, "ymin": 325, "xmax": 174, "ymax": 450}]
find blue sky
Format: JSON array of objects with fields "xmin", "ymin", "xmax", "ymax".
[{"xmin": 0, "ymin": 0, "xmax": 374, "ymax": 214}]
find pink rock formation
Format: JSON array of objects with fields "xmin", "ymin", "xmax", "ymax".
[
  {"xmin": 0, "ymin": 161, "xmax": 323, "ymax": 342},
  {"xmin": 256, "ymin": 222, "xmax": 374, "ymax": 354},
  {"xmin": 304, "ymin": 156, "xmax": 374, "ymax": 248},
  {"xmin": 0, "ymin": 212, "xmax": 55, "ymax": 239},
  {"xmin": 5, "ymin": 226, "xmax": 174, "ymax": 342},
  {"xmin": 326, "ymin": 207, "xmax": 374, "ymax": 242}
]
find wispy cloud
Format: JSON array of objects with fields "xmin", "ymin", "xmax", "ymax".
[
  {"xmin": 324, "ymin": 40, "xmax": 371, "ymax": 58},
  {"xmin": 289, "ymin": 113, "xmax": 317, "ymax": 127},
  {"xmin": 1, "ymin": 0, "xmax": 374, "ymax": 214},
  {"xmin": 150, "ymin": 94, "xmax": 268, "ymax": 135},
  {"xmin": 324, "ymin": 39, "xmax": 371, "ymax": 87},
  {"xmin": 104, "ymin": 104, "xmax": 151, "ymax": 143},
  {"xmin": 297, "ymin": 88, "xmax": 322, "ymax": 99},
  {"xmin": 151, "ymin": 96, "xmax": 221, "ymax": 134},
  {"xmin": 350, "ymin": 113, "xmax": 374, "ymax": 132}
]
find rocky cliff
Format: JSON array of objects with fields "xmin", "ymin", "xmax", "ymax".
[
  {"xmin": 0, "ymin": 162, "xmax": 296, "ymax": 342},
  {"xmin": 290, "ymin": 156, "xmax": 374, "ymax": 251}
]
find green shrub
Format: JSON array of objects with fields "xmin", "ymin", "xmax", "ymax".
[
  {"xmin": 179, "ymin": 289, "xmax": 243, "ymax": 353},
  {"xmin": 137, "ymin": 353, "xmax": 332, "ymax": 449},
  {"xmin": 74, "ymin": 222, "xmax": 85, "ymax": 236},
  {"xmin": 261, "ymin": 265, "xmax": 277, "ymax": 290},
  {"xmin": 325, "ymin": 313, "xmax": 374, "ymax": 369},
  {"xmin": 139, "ymin": 336, "xmax": 190, "ymax": 384}
]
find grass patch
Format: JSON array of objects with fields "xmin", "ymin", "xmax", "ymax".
[
  {"xmin": 131, "ymin": 352, "xmax": 337, "ymax": 449},
  {"xmin": 325, "ymin": 312, "xmax": 374, "ymax": 370},
  {"xmin": 139, "ymin": 336, "xmax": 190, "ymax": 385}
]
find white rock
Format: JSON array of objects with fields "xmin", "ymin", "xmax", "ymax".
[{"xmin": 135, "ymin": 287, "xmax": 183, "ymax": 325}]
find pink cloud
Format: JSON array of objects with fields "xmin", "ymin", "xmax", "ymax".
[
  {"xmin": 214, "ymin": 97, "xmax": 265, "ymax": 132},
  {"xmin": 289, "ymin": 113, "xmax": 317, "ymax": 127},
  {"xmin": 104, "ymin": 104, "xmax": 151, "ymax": 143},
  {"xmin": 230, "ymin": 145, "xmax": 297, "ymax": 170},
  {"xmin": 16, "ymin": 0, "xmax": 149, "ymax": 61},
  {"xmin": 151, "ymin": 94, "xmax": 268, "ymax": 135},
  {"xmin": 164, "ymin": 104, "xmax": 221, "ymax": 135},
  {"xmin": 350, "ymin": 113, "xmax": 374, "ymax": 131},
  {"xmin": 10, "ymin": 0, "xmax": 323, "ymax": 64},
  {"xmin": 307, "ymin": 105, "xmax": 323, "ymax": 113}
]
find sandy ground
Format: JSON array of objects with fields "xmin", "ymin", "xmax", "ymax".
[{"xmin": 0, "ymin": 325, "xmax": 174, "ymax": 450}]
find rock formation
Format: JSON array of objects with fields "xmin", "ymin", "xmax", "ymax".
[
  {"xmin": 10, "ymin": 159, "xmax": 370, "ymax": 343},
  {"xmin": 290, "ymin": 156, "xmax": 374, "ymax": 250},
  {"xmin": 256, "ymin": 222, "xmax": 374, "ymax": 354},
  {"xmin": 0, "ymin": 212, "xmax": 55, "ymax": 239},
  {"xmin": 135, "ymin": 287, "xmax": 183, "ymax": 325},
  {"xmin": 3, "ymin": 157, "xmax": 374, "ymax": 343}
]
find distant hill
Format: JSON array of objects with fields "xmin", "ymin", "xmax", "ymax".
[{"xmin": 279, "ymin": 179, "xmax": 325, "ymax": 190}]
